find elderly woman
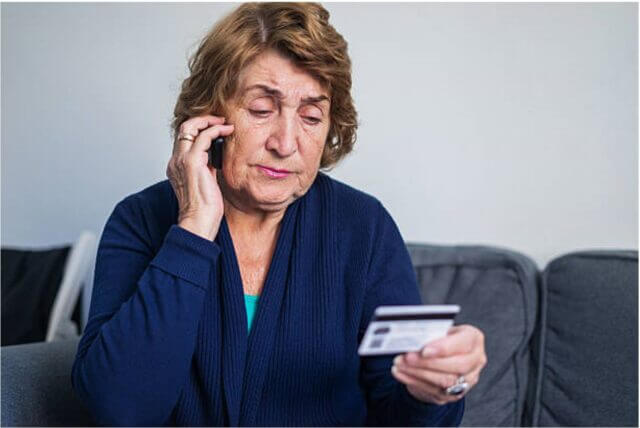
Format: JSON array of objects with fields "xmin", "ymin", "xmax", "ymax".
[{"xmin": 72, "ymin": 3, "xmax": 486, "ymax": 426}]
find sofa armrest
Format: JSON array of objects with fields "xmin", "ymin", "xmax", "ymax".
[{"xmin": 1, "ymin": 338, "xmax": 95, "ymax": 426}]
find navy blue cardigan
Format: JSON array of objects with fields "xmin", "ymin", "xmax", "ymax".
[{"xmin": 72, "ymin": 173, "xmax": 464, "ymax": 426}]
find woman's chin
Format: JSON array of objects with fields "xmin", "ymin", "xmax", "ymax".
[{"xmin": 251, "ymin": 190, "xmax": 295, "ymax": 211}]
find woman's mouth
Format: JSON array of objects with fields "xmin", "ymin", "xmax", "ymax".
[{"xmin": 257, "ymin": 165, "xmax": 291, "ymax": 179}]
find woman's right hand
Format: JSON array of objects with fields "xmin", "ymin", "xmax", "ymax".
[{"xmin": 166, "ymin": 115, "xmax": 234, "ymax": 241}]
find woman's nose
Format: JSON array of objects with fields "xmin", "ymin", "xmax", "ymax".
[{"xmin": 266, "ymin": 113, "xmax": 298, "ymax": 157}]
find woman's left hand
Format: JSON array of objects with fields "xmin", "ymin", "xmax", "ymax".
[{"xmin": 391, "ymin": 324, "xmax": 487, "ymax": 405}]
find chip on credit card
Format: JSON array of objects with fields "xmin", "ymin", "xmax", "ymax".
[{"xmin": 358, "ymin": 305, "xmax": 460, "ymax": 356}]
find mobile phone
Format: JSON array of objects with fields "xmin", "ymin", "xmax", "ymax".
[
  {"xmin": 358, "ymin": 304, "xmax": 460, "ymax": 356},
  {"xmin": 208, "ymin": 136, "xmax": 224, "ymax": 169}
]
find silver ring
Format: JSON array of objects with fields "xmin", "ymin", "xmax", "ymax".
[
  {"xmin": 445, "ymin": 375, "xmax": 469, "ymax": 396},
  {"xmin": 177, "ymin": 132, "xmax": 196, "ymax": 143}
]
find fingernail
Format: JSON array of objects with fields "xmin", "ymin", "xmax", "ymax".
[
  {"xmin": 391, "ymin": 365, "xmax": 398, "ymax": 374},
  {"xmin": 402, "ymin": 352, "xmax": 414, "ymax": 364},
  {"xmin": 393, "ymin": 356, "xmax": 402, "ymax": 366},
  {"xmin": 422, "ymin": 347, "xmax": 438, "ymax": 358}
]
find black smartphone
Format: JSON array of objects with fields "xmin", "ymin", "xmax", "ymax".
[{"xmin": 208, "ymin": 137, "xmax": 224, "ymax": 169}]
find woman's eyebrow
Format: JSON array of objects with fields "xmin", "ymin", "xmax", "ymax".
[
  {"xmin": 243, "ymin": 84, "xmax": 329, "ymax": 104},
  {"xmin": 244, "ymin": 84, "xmax": 282, "ymax": 98},
  {"xmin": 301, "ymin": 95, "xmax": 329, "ymax": 105}
]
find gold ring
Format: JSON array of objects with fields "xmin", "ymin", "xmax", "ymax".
[{"xmin": 177, "ymin": 132, "xmax": 195, "ymax": 143}]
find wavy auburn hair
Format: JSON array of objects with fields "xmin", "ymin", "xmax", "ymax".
[{"xmin": 172, "ymin": 2, "xmax": 358, "ymax": 169}]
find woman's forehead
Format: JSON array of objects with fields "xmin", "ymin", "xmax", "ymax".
[{"xmin": 236, "ymin": 53, "xmax": 329, "ymax": 101}]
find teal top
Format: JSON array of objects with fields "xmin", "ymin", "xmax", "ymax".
[{"xmin": 244, "ymin": 294, "xmax": 259, "ymax": 331}]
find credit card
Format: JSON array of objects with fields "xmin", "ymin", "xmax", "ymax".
[{"xmin": 358, "ymin": 305, "xmax": 460, "ymax": 356}]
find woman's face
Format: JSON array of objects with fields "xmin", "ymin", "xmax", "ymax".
[{"xmin": 220, "ymin": 50, "xmax": 331, "ymax": 214}]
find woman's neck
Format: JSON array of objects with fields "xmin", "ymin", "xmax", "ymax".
[
  {"xmin": 221, "ymin": 187, "xmax": 287, "ymax": 244},
  {"xmin": 217, "ymin": 171, "xmax": 287, "ymax": 239},
  {"xmin": 224, "ymin": 201, "xmax": 284, "ymax": 237}
]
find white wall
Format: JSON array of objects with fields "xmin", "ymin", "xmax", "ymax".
[{"xmin": 2, "ymin": 3, "xmax": 637, "ymax": 269}]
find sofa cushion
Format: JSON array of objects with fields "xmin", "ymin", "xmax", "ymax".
[
  {"xmin": 530, "ymin": 250, "xmax": 638, "ymax": 427},
  {"xmin": 406, "ymin": 243, "xmax": 539, "ymax": 427},
  {"xmin": 1, "ymin": 338, "xmax": 95, "ymax": 426},
  {"xmin": 1, "ymin": 247, "xmax": 70, "ymax": 345}
]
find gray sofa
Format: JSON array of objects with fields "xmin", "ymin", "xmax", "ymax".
[{"xmin": 2, "ymin": 245, "xmax": 637, "ymax": 427}]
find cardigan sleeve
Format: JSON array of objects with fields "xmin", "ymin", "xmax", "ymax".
[
  {"xmin": 71, "ymin": 195, "xmax": 219, "ymax": 426},
  {"xmin": 359, "ymin": 201, "xmax": 464, "ymax": 427}
]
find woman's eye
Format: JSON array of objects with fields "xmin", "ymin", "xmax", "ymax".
[
  {"xmin": 304, "ymin": 117, "xmax": 321, "ymax": 125},
  {"xmin": 249, "ymin": 109, "xmax": 272, "ymax": 117}
]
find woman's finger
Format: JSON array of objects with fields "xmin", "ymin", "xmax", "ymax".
[
  {"xmin": 393, "ymin": 364, "xmax": 460, "ymax": 390},
  {"xmin": 189, "ymin": 124, "xmax": 234, "ymax": 160},
  {"xmin": 392, "ymin": 366, "xmax": 462, "ymax": 406},
  {"xmin": 180, "ymin": 115, "xmax": 226, "ymax": 136},
  {"xmin": 395, "ymin": 348, "xmax": 487, "ymax": 373},
  {"xmin": 463, "ymin": 364, "xmax": 483, "ymax": 387},
  {"xmin": 391, "ymin": 365, "xmax": 422, "ymax": 388},
  {"xmin": 419, "ymin": 324, "xmax": 482, "ymax": 359},
  {"xmin": 402, "ymin": 350, "xmax": 483, "ymax": 375},
  {"xmin": 173, "ymin": 115, "xmax": 226, "ymax": 155},
  {"xmin": 396, "ymin": 362, "xmax": 481, "ymax": 392}
]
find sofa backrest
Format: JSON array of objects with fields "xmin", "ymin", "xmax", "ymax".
[
  {"xmin": 1, "ymin": 338, "xmax": 94, "ymax": 427},
  {"xmin": 2, "ymin": 247, "xmax": 635, "ymax": 427},
  {"xmin": 529, "ymin": 250, "xmax": 638, "ymax": 427},
  {"xmin": 406, "ymin": 243, "xmax": 539, "ymax": 427}
]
